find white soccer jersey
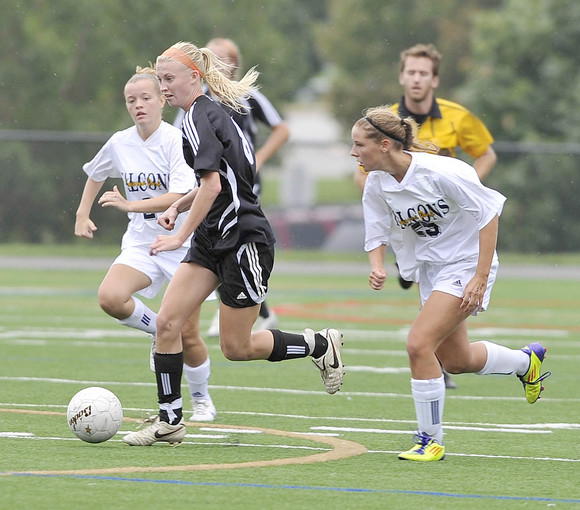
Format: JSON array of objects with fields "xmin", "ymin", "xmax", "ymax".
[
  {"xmin": 363, "ymin": 152, "xmax": 506, "ymax": 281},
  {"xmin": 83, "ymin": 121, "xmax": 195, "ymax": 249}
]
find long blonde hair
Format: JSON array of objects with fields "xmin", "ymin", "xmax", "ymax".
[
  {"xmin": 156, "ymin": 41, "xmax": 259, "ymax": 112},
  {"xmin": 354, "ymin": 105, "xmax": 439, "ymax": 153}
]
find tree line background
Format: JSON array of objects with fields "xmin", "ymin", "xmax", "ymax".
[{"xmin": 1, "ymin": 0, "xmax": 579, "ymax": 252}]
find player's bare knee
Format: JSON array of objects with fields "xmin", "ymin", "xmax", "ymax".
[
  {"xmin": 181, "ymin": 321, "xmax": 200, "ymax": 342},
  {"xmin": 441, "ymin": 362, "xmax": 461, "ymax": 374},
  {"xmin": 406, "ymin": 338, "xmax": 431, "ymax": 363},
  {"xmin": 155, "ymin": 312, "xmax": 175, "ymax": 338},
  {"xmin": 97, "ymin": 289, "xmax": 121, "ymax": 317},
  {"xmin": 441, "ymin": 358, "xmax": 469, "ymax": 374},
  {"xmin": 220, "ymin": 339, "xmax": 252, "ymax": 361},
  {"xmin": 220, "ymin": 346, "xmax": 246, "ymax": 361}
]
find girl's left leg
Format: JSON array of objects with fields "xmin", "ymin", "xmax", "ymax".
[
  {"xmin": 400, "ymin": 291, "xmax": 471, "ymax": 461},
  {"xmin": 219, "ymin": 304, "xmax": 345, "ymax": 394},
  {"xmin": 438, "ymin": 332, "xmax": 549, "ymax": 405},
  {"xmin": 98, "ymin": 264, "xmax": 156, "ymax": 333},
  {"xmin": 182, "ymin": 308, "xmax": 216, "ymax": 422}
]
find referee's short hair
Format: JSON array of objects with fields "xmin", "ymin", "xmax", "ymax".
[{"xmin": 399, "ymin": 43, "xmax": 442, "ymax": 76}]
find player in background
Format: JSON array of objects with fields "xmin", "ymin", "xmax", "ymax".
[
  {"xmin": 355, "ymin": 42, "xmax": 496, "ymax": 190},
  {"xmin": 74, "ymin": 67, "xmax": 216, "ymax": 422},
  {"xmin": 123, "ymin": 42, "xmax": 343, "ymax": 447},
  {"xmin": 356, "ymin": 43, "xmax": 497, "ymax": 389},
  {"xmin": 355, "ymin": 43, "xmax": 497, "ymax": 286},
  {"xmin": 174, "ymin": 37, "xmax": 290, "ymax": 337},
  {"xmin": 351, "ymin": 105, "xmax": 550, "ymax": 462}
]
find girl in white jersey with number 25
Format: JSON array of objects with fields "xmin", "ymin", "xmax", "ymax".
[
  {"xmin": 75, "ymin": 67, "xmax": 216, "ymax": 423},
  {"xmin": 352, "ymin": 105, "xmax": 551, "ymax": 462}
]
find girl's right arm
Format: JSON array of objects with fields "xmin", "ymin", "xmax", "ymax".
[
  {"xmin": 157, "ymin": 187, "xmax": 199, "ymax": 231},
  {"xmin": 368, "ymin": 244, "xmax": 387, "ymax": 291},
  {"xmin": 75, "ymin": 178, "xmax": 105, "ymax": 239}
]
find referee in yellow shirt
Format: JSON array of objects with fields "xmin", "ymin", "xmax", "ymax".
[{"xmin": 355, "ymin": 43, "xmax": 496, "ymax": 192}]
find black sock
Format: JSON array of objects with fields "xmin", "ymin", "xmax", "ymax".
[
  {"xmin": 155, "ymin": 352, "xmax": 183, "ymax": 424},
  {"xmin": 311, "ymin": 333, "xmax": 328, "ymax": 359},
  {"xmin": 259, "ymin": 301, "xmax": 270, "ymax": 319},
  {"xmin": 267, "ymin": 329, "xmax": 309, "ymax": 361}
]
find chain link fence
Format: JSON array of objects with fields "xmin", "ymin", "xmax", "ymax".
[{"xmin": 1, "ymin": 130, "xmax": 578, "ymax": 253}]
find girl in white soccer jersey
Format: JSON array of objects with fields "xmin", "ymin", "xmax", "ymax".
[
  {"xmin": 351, "ymin": 105, "xmax": 551, "ymax": 462},
  {"xmin": 122, "ymin": 42, "xmax": 343, "ymax": 447},
  {"xmin": 74, "ymin": 67, "xmax": 216, "ymax": 422}
]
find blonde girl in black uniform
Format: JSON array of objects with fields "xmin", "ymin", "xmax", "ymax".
[{"xmin": 123, "ymin": 42, "xmax": 344, "ymax": 446}]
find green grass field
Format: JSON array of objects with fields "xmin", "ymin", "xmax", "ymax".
[{"xmin": 1, "ymin": 247, "xmax": 579, "ymax": 509}]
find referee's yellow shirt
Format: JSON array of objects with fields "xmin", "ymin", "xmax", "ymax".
[{"xmin": 391, "ymin": 97, "xmax": 493, "ymax": 159}]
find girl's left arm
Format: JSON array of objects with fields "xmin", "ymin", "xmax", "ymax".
[
  {"xmin": 98, "ymin": 186, "xmax": 185, "ymax": 213},
  {"xmin": 461, "ymin": 214, "xmax": 498, "ymax": 312}
]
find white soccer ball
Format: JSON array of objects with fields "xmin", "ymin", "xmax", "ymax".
[{"xmin": 67, "ymin": 386, "xmax": 123, "ymax": 443}]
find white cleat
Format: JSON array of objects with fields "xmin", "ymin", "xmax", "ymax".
[
  {"xmin": 309, "ymin": 328, "xmax": 344, "ymax": 394},
  {"xmin": 123, "ymin": 416, "xmax": 186, "ymax": 446},
  {"xmin": 189, "ymin": 399, "xmax": 217, "ymax": 422}
]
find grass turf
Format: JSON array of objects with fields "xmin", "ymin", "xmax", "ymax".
[{"xmin": 1, "ymin": 249, "xmax": 579, "ymax": 509}]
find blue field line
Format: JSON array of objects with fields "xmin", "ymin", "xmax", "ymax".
[{"xmin": 6, "ymin": 473, "xmax": 580, "ymax": 504}]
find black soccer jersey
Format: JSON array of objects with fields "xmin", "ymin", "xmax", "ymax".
[
  {"xmin": 181, "ymin": 95, "xmax": 275, "ymax": 252},
  {"xmin": 231, "ymin": 90, "xmax": 284, "ymax": 149}
]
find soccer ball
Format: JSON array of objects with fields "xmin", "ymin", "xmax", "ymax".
[{"xmin": 67, "ymin": 386, "xmax": 123, "ymax": 443}]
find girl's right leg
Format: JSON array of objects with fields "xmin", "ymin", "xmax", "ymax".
[
  {"xmin": 156, "ymin": 262, "xmax": 218, "ymax": 353},
  {"xmin": 98, "ymin": 264, "xmax": 156, "ymax": 333},
  {"xmin": 124, "ymin": 263, "xmax": 218, "ymax": 446},
  {"xmin": 399, "ymin": 291, "xmax": 470, "ymax": 461}
]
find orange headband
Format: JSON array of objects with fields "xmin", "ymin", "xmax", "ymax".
[{"xmin": 162, "ymin": 47, "xmax": 204, "ymax": 76}]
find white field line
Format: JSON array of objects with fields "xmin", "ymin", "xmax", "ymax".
[
  {"xmin": 4, "ymin": 402, "xmax": 579, "ymax": 432},
  {"xmin": 0, "ymin": 433, "xmax": 331, "ymax": 452},
  {"xmin": 1, "ymin": 410, "xmax": 578, "ymax": 464},
  {"xmin": 0, "ymin": 325, "xmax": 576, "ymax": 352},
  {"xmin": 346, "ymin": 366, "xmax": 410, "ymax": 373},
  {"xmin": 364, "ymin": 450, "xmax": 580, "ymax": 463},
  {"xmin": 0, "ymin": 376, "xmax": 578, "ymax": 402},
  {"xmin": 343, "ymin": 349, "xmax": 580, "ymax": 361},
  {"xmin": 340, "ymin": 327, "xmax": 571, "ymax": 339},
  {"xmin": 0, "ymin": 325, "xmax": 573, "ymax": 340},
  {"xmin": 311, "ymin": 425, "xmax": 550, "ymax": 434},
  {"xmin": 2, "ymin": 338, "xmax": 579, "ymax": 360},
  {"xmin": 0, "ymin": 328, "xmax": 146, "ymax": 339},
  {"xmin": 1, "ymin": 436, "xmax": 577, "ymax": 463}
]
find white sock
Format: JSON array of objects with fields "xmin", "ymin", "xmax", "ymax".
[
  {"xmin": 160, "ymin": 398, "xmax": 183, "ymax": 424},
  {"xmin": 183, "ymin": 357, "xmax": 212, "ymax": 402},
  {"xmin": 411, "ymin": 376, "xmax": 445, "ymax": 445},
  {"xmin": 475, "ymin": 341, "xmax": 530, "ymax": 376},
  {"xmin": 116, "ymin": 296, "xmax": 156, "ymax": 334},
  {"xmin": 303, "ymin": 330, "xmax": 316, "ymax": 356}
]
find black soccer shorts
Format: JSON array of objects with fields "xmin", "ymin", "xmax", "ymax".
[{"xmin": 185, "ymin": 240, "xmax": 274, "ymax": 308}]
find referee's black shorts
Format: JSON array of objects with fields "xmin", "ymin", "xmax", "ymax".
[{"xmin": 184, "ymin": 240, "xmax": 274, "ymax": 308}]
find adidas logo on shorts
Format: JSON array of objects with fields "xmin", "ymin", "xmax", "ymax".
[
  {"xmin": 236, "ymin": 292, "xmax": 247, "ymax": 300},
  {"xmin": 452, "ymin": 280, "xmax": 462, "ymax": 287}
]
